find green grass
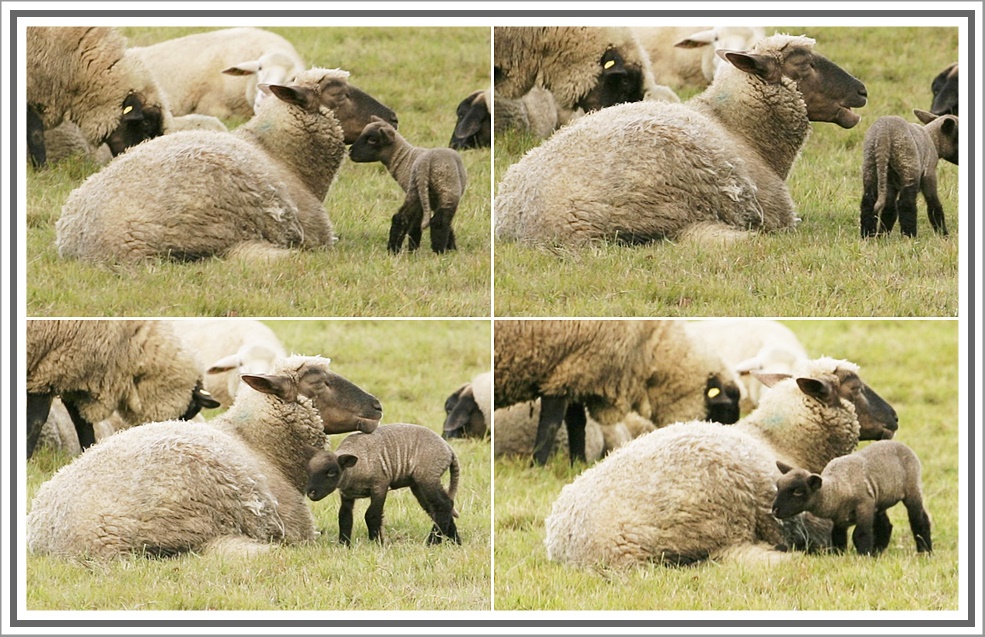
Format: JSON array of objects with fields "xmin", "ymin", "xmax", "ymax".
[
  {"xmin": 493, "ymin": 27, "xmax": 960, "ymax": 317},
  {"xmin": 25, "ymin": 319, "xmax": 492, "ymax": 611},
  {"xmin": 26, "ymin": 27, "xmax": 491, "ymax": 318},
  {"xmin": 493, "ymin": 319, "xmax": 960, "ymax": 611}
]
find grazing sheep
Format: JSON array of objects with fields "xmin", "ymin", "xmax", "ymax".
[
  {"xmin": 544, "ymin": 357, "xmax": 899, "ymax": 568},
  {"xmin": 349, "ymin": 117, "xmax": 468, "ymax": 254},
  {"xmin": 772, "ymin": 440, "xmax": 932, "ymax": 555},
  {"xmin": 494, "ymin": 27, "xmax": 679, "ymax": 115},
  {"xmin": 27, "ymin": 355, "xmax": 384, "ymax": 560},
  {"xmin": 495, "ymin": 34, "xmax": 868, "ymax": 246},
  {"xmin": 26, "ymin": 320, "xmax": 219, "ymax": 459},
  {"xmin": 27, "ymin": 27, "xmax": 172, "ymax": 167},
  {"xmin": 494, "ymin": 86, "xmax": 561, "ymax": 139},
  {"xmin": 494, "ymin": 320, "xmax": 740, "ymax": 465},
  {"xmin": 930, "ymin": 63, "xmax": 958, "ymax": 116},
  {"xmin": 449, "ymin": 89, "xmax": 492, "ymax": 150},
  {"xmin": 442, "ymin": 371, "xmax": 492, "ymax": 440},
  {"xmin": 633, "ymin": 26, "xmax": 767, "ymax": 89},
  {"xmin": 308, "ymin": 424, "xmax": 461, "ymax": 545},
  {"xmin": 129, "ymin": 27, "xmax": 306, "ymax": 118},
  {"xmin": 56, "ymin": 68, "xmax": 397, "ymax": 263},
  {"xmin": 860, "ymin": 109, "xmax": 959, "ymax": 238}
]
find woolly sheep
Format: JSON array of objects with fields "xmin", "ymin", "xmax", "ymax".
[
  {"xmin": 27, "ymin": 27, "xmax": 172, "ymax": 167},
  {"xmin": 544, "ymin": 357, "xmax": 899, "ymax": 568},
  {"xmin": 27, "ymin": 355, "xmax": 384, "ymax": 560},
  {"xmin": 349, "ymin": 117, "xmax": 468, "ymax": 254},
  {"xmin": 307, "ymin": 424, "xmax": 461, "ymax": 545},
  {"xmin": 494, "ymin": 34, "xmax": 868, "ymax": 246},
  {"xmin": 494, "ymin": 27, "xmax": 679, "ymax": 115},
  {"xmin": 129, "ymin": 27, "xmax": 306, "ymax": 118},
  {"xmin": 494, "ymin": 86, "xmax": 561, "ymax": 139},
  {"xmin": 772, "ymin": 440, "xmax": 932, "ymax": 555},
  {"xmin": 633, "ymin": 26, "xmax": 767, "ymax": 89},
  {"xmin": 56, "ymin": 68, "xmax": 397, "ymax": 263},
  {"xmin": 442, "ymin": 371, "xmax": 492, "ymax": 440},
  {"xmin": 930, "ymin": 63, "xmax": 958, "ymax": 116},
  {"xmin": 494, "ymin": 320, "xmax": 740, "ymax": 465},
  {"xmin": 26, "ymin": 320, "xmax": 219, "ymax": 459},
  {"xmin": 449, "ymin": 89, "xmax": 492, "ymax": 150},
  {"xmin": 860, "ymin": 109, "xmax": 959, "ymax": 238}
]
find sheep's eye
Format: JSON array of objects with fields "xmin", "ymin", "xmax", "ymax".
[
  {"xmin": 326, "ymin": 469, "xmax": 338, "ymax": 477},
  {"xmin": 793, "ymin": 488, "xmax": 805, "ymax": 497}
]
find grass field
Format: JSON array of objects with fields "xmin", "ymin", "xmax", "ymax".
[
  {"xmin": 493, "ymin": 319, "xmax": 961, "ymax": 611},
  {"xmin": 25, "ymin": 319, "xmax": 493, "ymax": 611},
  {"xmin": 493, "ymin": 27, "xmax": 961, "ymax": 318},
  {"xmin": 26, "ymin": 27, "xmax": 491, "ymax": 318}
]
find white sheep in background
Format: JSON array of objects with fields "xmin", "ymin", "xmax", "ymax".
[
  {"xmin": 633, "ymin": 26, "xmax": 767, "ymax": 89},
  {"xmin": 494, "ymin": 34, "xmax": 869, "ymax": 247},
  {"xmin": 129, "ymin": 27, "xmax": 305, "ymax": 118}
]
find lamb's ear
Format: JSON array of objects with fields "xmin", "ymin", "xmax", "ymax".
[
  {"xmin": 940, "ymin": 116, "xmax": 957, "ymax": 136},
  {"xmin": 913, "ymin": 108, "xmax": 939, "ymax": 125},
  {"xmin": 807, "ymin": 474, "xmax": 823, "ymax": 491},
  {"xmin": 776, "ymin": 460, "xmax": 795, "ymax": 474},
  {"xmin": 268, "ymin": 84, "xmax": 320, "ymax": 112},
  {"xmin": 795, "ymin": 377, "xmax": 833, "ymax": 403},
  {"xmin": 378, "ymin": 124, "xmax": 396, "ymax": 144},
  {"xmin": 751, "ymin": 371, "xmax": 791, "ymax": 388},
  {"xmin": 337, "ymin": 454, "xmax": 358, "ymax": 469},
  {"xmin": 241, "ymin": 373, "xmax": 298, "ymax": 403},
  {"xmin": 718, "ymin": 50, "xmax": 782, "ymax": 83}
]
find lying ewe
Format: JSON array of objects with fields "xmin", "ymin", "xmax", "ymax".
[
  {"xmin": 772, "ymin": 440, "xmax": 932, "ymax": 555},
  {"xmin": 350, "ymin": 117, "xmax": 468, "ymax": 254},
  {"xmin": 930, "ymin": 63, "xmax": 958, "ymax": 116},
  {"xmin": 56, "ymin": 68, "xmax": 397, "ymax": 263},
  {"xmin": 27, "ymin": 27, "xmax": 171, "ymax": 167},
  {"xmin": 307, "ymin": 424, "xmax": 461, "ymax": 545},
  {"xmin": 449, "ymin": 90, "xmax": 492, "ymax": 150},
  {"xmin": 860, "ymin": 109, "xmax": 959, "ymax": 237},
  {"xmin": 443, "ymin": 371, "xmax": 492, "ymax": 440},
  {"xmin": 632, "ymin": 26, "xmax": 767, "ymax": 89},
  {"xmin": 544, "ymin": 357, "xmax": 899, "ymax": 569},
  {"xmin": 26, "ymin": 320, "xmax": 219, "ymax": 459},
  {"xmin": 27, "ymin": 355, "xmax": 384, "ymax": 560},
  {"xmin": 495, "ymin": 34, "xmax": 868, "ymax": 246}
]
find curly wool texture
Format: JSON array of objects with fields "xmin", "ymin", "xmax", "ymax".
[
  {"xmin": 27, "ymin": 355, "xmax": 332, "ymax": 560},
  {"xmin": 544, "ymin": 357, "xmax": 863, "ymax": 569},
  {"xmin": 56, "ymin": 68, "xmax": 350, "ymax": 263},
  {"xmin": 495, "ymin": 34, "xmax": 819, "ymax": 246}
]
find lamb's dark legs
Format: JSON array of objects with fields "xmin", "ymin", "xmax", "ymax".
[
  {"xmin": 564, "ymin": 402, "xmax": 587, "ymax": 464},
  {"xmin": 896, "ymin": 184, "xmax": 920, "ymax": 237},
  {"xmin": 872, "ymin": 510, "xmax": 893, "ymax": 554},
  {"xmin": 63, "ymin": 399, "xmax": 96, "ymax": 451},
  {"xmin": 338, "ymin": 495, "xmax": 356, "ymax": 546},
  {"xmin": 922, "ymin": 177, "xmax": 948, "ymax": 235},
  {"xmin": 533, "ymin": 395, "xmax": 567, "ymax": 466},
  {"xmin": 26, "ymin": 392, "xmax": 54, "ymax": 459},
  {"xmin": 860, "ymin": 187, "xmax": 879, "ymax": 237},
  {"xmin": 851, "ymin": 505, "xmax": 877, "ymax": 555},
  {"xmin": 429, "ymin": 210, "xmax": 456, "ymax": 253},
  {"xmin": 878, "ymin": 185, "xmax": 900, "ymax": 235},
  {"xmin": 411, "ymin": 483, "xmax": 460, "ymax": 545},
  {"xmin": 365, "ymin": 489, "xmax": 388, "ymax": 543},
  {"xmin": 831, "ymin": 523, "xmax": 849, "ymax": 553},
  {"xmin": 388, "ymin": 208, "xmax": 411, "ymax": 253},
  {"xmin": 905, "ymin": 498, "xmax": 933, "ymax": 553}
]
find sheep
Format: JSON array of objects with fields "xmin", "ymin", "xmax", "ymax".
[
  {"xmin": 494, "ymin": 27, "xmax": 680, "ymax": 116},
  {"xmin": 772, "ymin": 440, "xmax": 932, "ymax": 555},
  {"xmin": 27, "ymin": 27, "xmax": 172, "ymax": 168},
  {"xmin": 26, "ymin": 320, "xmax": 220, "ymax": 459},
  {"xmin": 349, "ymin": 117, "xmax": 468, "ymax": 254},
  {"xmin": 494, "ymin": 34, "xmax": 868, "ymax": 247},
  {"xmin": 494, "ymin": 86, "xmax": 561, "ymax": 139},
  {"xmin": 543, "ymin": 357, "xmax": 899, "ymax": 569},
  {"xmin": 55, "ymin": 68, "xmax": 398, "ymax": 263},
  {"xmin": 860, "ymin": 109, "xmax": 959, "ymax": 238},
  {"xmin": 633, "ymin": 26, "xmax": 767, "ymax": 89},
  {"xmin": 26, "ymin": 355, "xmax": 384, "ymax": 560},
  {"xmin": 449, "ymin": 90, "xmax": 492, "ymax": 150},
  {"xmin": 442, "ymin": 371, "xmax": 492, "ymax": 440},
  {"xmin": 930, "ymin": 63, "xmax": 958, "ymax": 116},
  {"xmin": 128, "ymin": 27, "xmax": 305, "ymax": 118},
  {"xmin": 494, "ymin": 320, "xmax": 741, "ymax": 466},
  {"xmin": 307, "ymin": 424, "xmax": 461, "ymax": 545}
]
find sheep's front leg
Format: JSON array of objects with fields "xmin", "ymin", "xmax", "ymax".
[
  {"xmin": 851, "ymin": 504, "xmax": 878, "ymax": 555},
  {"xmin": 921, "ymin": 175, "xmax": 948, "ymax": 235},
  {"xmin": 533, "ymin": 395, "xmax": 568, "ymax": 466},
  {"xmin": 365, "ymin": 488, "xmax": 389, "ymax": 543},
  {"xmin": 27, "ymin": 105, "xmax": 47, "ymax": 169},
  {"xmin": 63, "ymin": 399, "xmax": 97, "ymax": 451},
  {"xmin": 873, "ymin": 509, "xmax": 893, "ymax": 554},
  {"xmin": 338, "ymin": 495, "xmax": 356, "ymax": 546},
  {"xmin": 26, "ymin": 392, "xmax": 54, "ymax": 459}
]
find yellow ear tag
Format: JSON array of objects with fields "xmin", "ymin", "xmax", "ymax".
[
  {"xmin": 123, "ymin": 105, "xmax": 133, "ymax": 115},
  {"xmin": 604, "ymin": 60, "xmax": 616, "ymax": 69},
  {"xmin": 707, "ymin": 387, "xmax": 721, "ymax": 398}
]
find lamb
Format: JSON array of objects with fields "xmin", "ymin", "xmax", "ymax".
[
  {"xmin": 633, "ymin": 26, "xmax": 767, "ymax": 89},
  {"xmin": 449, "ymin": 90, "xmax": 492, "ymax": 150},
  {"xmin": 128, "ymin": 27, "xmax": 305, "ymax": 118},
  {"xmin": 543, "ymin": 357, "xmax": 900, "ymax": 569},
  {"xmin": 27, "ymin": 27, "xmax": 172, "ymax": 167},
  {"xmin": 860, "ymin": 109, "xmax": 959, "ymax": 238},
  {"xmin": 349, "ymin": 117, "xmax": 468, "ymax": 254},
  {"xmin": 307, "ymin": 424, "xmax": 461, "ymax": 545},
  {"xmin": 56, "ymin": 68, "xmax": 398, "ymax": 263},
  {"xmin": 493, "ymin": 27, "xmax": 680, "ymax": 115},
  {"xmin": 930, "ymin": 63, "xmax": 958, "ymax": 116},
  {"xmin": 442, "ymin": 371, "xmax": 492, "ymax": 440},
  {"xmin": 494, "ymin": 34, "xmax": 868, "ymax": 247},
  {"xmin": 26, "ymin": 355, "xmax": 384, "ymax": 560},
  {"xmin": 26, "ymin": 320, "xmax": 220, "ymax": 459},
  {"xmin": 494, "ymin": 320, "xmax": 741, "ymax": 465},
  {"xmin": 772, "ymin": 440, "xmax": 932, "ymax": 555}
]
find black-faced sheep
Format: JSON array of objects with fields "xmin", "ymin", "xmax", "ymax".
[
  {"xmin": 543, "ymin": 357, "xmax": 899, "ymax": 569},
  {"xmin": 442, "ymin": 371, "xmax": 492, "ymax": 440},
  {"xmin": 26, "ymin": 320, "xmax": 219, "ymax": 459},
  {"xmin": 494, "ymin": 320, "xmax": 741, "ymax": 465},
  {"xmin": 449, "ymin": 90, "xmax": 492, "ymax": 150},
  {"xmin": 860, "ymin": 109, "xmax": 959, "ymax": 238},
  {"xmin": 494, "ymin": 34, "xmax": 868, "ymax": 246},
  {"xmin": 930, "ymin": 63, "xmax": 958, "ymax": 116},
  {"xmin": 632, "ymin": 26, "xmax": 767, "ymax": 89},
  {"xmin": 772, "ymin": 440, "xmax": 932, "ymax": 555},
  {"xmin": 307, "ymin": 424, "xmax": 461, "ymax": 545},
  {"xmin": 27, "ymin": 27, "xmax": 171, "ymax": 167},
  {"xmin": 56, "ymin": 68, "xmax": 397, "ymax": 263},
  {"xmin": 27, "ymin": 355, "xmax": 383, "ymax": 560},
  {"xmin": 349, "ymin": 117, "xmax": 468, "ymax": 254}
]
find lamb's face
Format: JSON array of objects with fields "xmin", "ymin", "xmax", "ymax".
[
  {"xmin": 306, "ymin": 450, "xmax": 358, "ymax": 501},
  {"xmin": 348, "ymin": 119, "xmax": 396, "ymax": 163},
  {"xmin": 771, "ymin": 463, "xmax": 821, "ymax": 519}
]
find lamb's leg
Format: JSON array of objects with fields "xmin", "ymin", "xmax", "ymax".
[
  {"xmin": 851, "ymin": 504, "xmax": 877, "ymax": 555},
  {"xmin": 879, "ymin": 185, "xmax": 900, "ymax": 234},
  {"xmin": 563, "ymin": 402, "xmax": 587, "ymax": 464},
  {"xmin": 429, "ymin": 209, "xmax": 455, "ymax": 254},
  {"xmin": 872, "ymin": 510, "xmax": 893, "ymax": 554},
  {"xmin": 62, "ymin": 399, "xmax": 96, "ymax": 451},
  {"xmin": 412, "ymin": 483, "xmax": 460, "ymax": 545},
  {"xmin": 921, "ymin": 175, "xmax": 948, "ymax": 235},
  {"xmin": 338, "ymin": 495, "xmax": 356, "ymax": 546},
  {"xmin": 446, "ymin": 226, "xmax": 458, "ymax": 251},
  {"xmin": 904, "ymin": 497, "xmax": 933, "ymax": 553},
  {"xmin": 831, "ymin": 524, "xmax": 849, "ymax": 553},
  {"xmin": 406, "ymin": 199, "xmax": 425, "ymax": 252},
  {"xmin": 27, "ymin": 105, "xmax": 47, "ymax": 169},
  {"xmin": 26, "ymin": 392, "xmax": 54, "ymax": 459},
  {"xmin": 533, "ymin": 395, "xmax": 568, "ymax": 466},
  {"xmin": 388, "ymin": 200, "xmax": 418, "ymax": 253},
  {"xmin": 365, "ymin": 488, "xmax": 388, "ymax": 543},
  {"xmin": 860, "ymin": 185, "xmax": 879, "ymax": 238},
  {"xmin": 896, "ymin": 184, "xmax": 920, "ymax": 237}
]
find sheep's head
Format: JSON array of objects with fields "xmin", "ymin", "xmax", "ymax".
[
  {"xmin": 442, "ymin": 382, "xmax": 488, "ymax": 440},
  {"xmin": 306, "ymin": 449, "xmax": 358, "ymax": 501},
  {"xmin": 104, "ymin": 91, "xmax": 167, "ymax": 156},
  {"xmin": 576, "ymin": 47, "xmax": 646, "ymax": 113},
  {"xmin": 771, "ymin": 461, "xmax": 822, "ymax": 519},
  {"xmin": 450, "ymin": 90, "xmax": 492, "ymax": 150},
  {"xmin": 930, "ymin": 63, "xmax": 958, "ymax": 116},
  {"xmin": 222, "ymin": 51, "xmax": 304, "ymax": 114},
  {"xmin": 348, "ymin": 116, "xmax": 397, "ymax": 163},
  {"xmin": 704, "ymin": 374, "xmax": 741, "ymax": 424}
]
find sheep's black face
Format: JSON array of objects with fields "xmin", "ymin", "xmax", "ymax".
[
  {"xmin": 317, "ymin": 77, "xmax": 398, "ymax": 144},
  {"xmin": 450, "ymin": 90, "xmax": 492, "ymax": 150},
  {"xmin": 930, "ymin": 64, "xmax": 958, "ymax": 116},
  {"xmin": 105, "ymin": 93, "xmax": 166, "ymax": 156},
  {"xmin": 835, "ymin": 369, "xmax": 898, "ymax": 441},
  {"xmin": 782, "ymin": 48, "xmax": 867, "ymax": 129},
  {"xmin": 704, "ymin": 375, "xmax": 741, "ymax": 424},
  {"xmin": 442, "ymin": 385, "xmax": 488, "ymax": 440},
  {"xmin": 297, "ymin": 366, "xmax": 383, "ymax": 435},
  {"xmin": 577, "ymin": 48, "xmax": 645, "ymax": 113},
  {"xmin": 179, "ymin": 381, "xmax": 221, "ymax": 421}
]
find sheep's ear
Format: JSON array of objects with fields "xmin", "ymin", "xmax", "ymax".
[
  {"xmin": 719, "ymin": 50, "xmax": 782, "ymax": 83},
  {"xmin": 207, "ymin": 353, "xmax": 242, "ymax": 375},
  {"xmin": 751, "ymin": 371, "xmax": 791, "ymax": 388},
  {"xmin": 268, "ymin": 84, "xmax": 319, "ymax": 112},
  {"xmin": 913, "ymin": 108, "xmax": 939, "ymax": 125},
  {"xmin": 776, "ymin": 460, "xmax": 795, "ymax": 474},
  {"xmin": 795, "ymin": 377, "xmax": 833, "ymax": 403},
  {"xmin": 337, "ymin": 454, "xmax": 358, "ymax": 469},
  {"xmin": 807, "ymin": 474, "xmax": 823, "ymax": 491},
  {"xmin": 241, "ymin": 373, "xmax": 298, "ymax": 403},
  {"xmin": 223, "ymin": 61, "xmax": 261, "ymax": 76},
  {"xmin": 735, "ymin": 357, "xmax": 764, "ymax": 375},
  {"xmin": 675, "ymin": 29, "xmax": 717, "ymax": 49}
]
